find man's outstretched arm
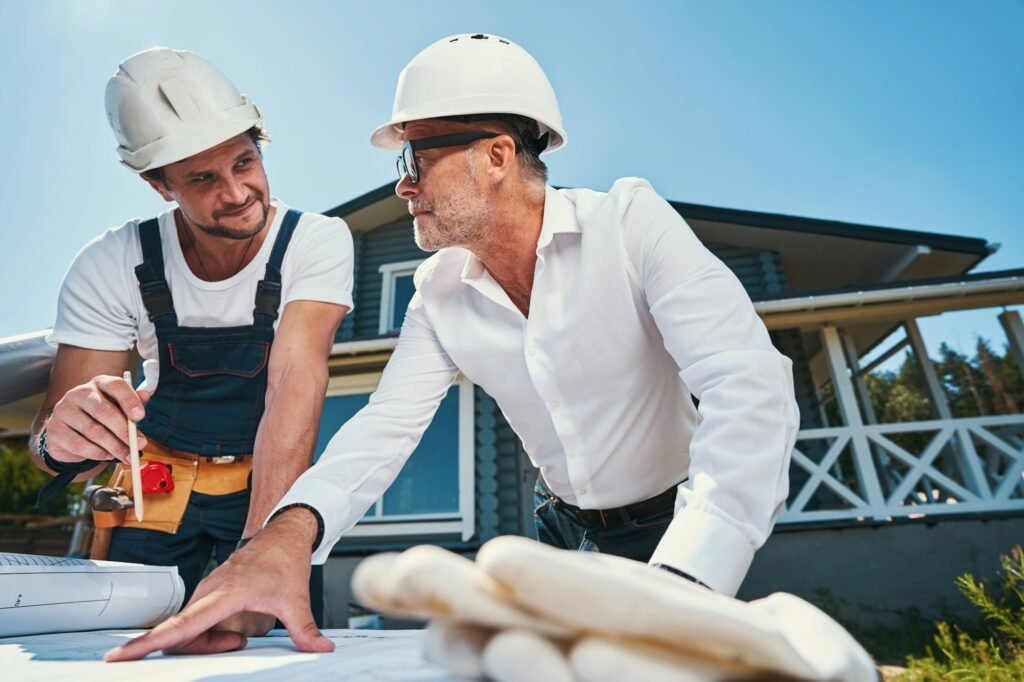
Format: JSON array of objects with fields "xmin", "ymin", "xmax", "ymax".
[{"xmin": 105, "ymin": 506, "xmax": 334, "ymax": 661}]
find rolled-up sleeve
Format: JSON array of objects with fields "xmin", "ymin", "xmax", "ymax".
[
  {"xmin": 625, "ymin": 184, "xmax": 799, "ymax": 595},
  {"xmin": 268, "ymin": 291, "xmax": 460, "ymax": 564}
]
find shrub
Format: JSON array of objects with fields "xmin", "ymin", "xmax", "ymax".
[{"xmin": 902, "ymin": 547, "xmax": 1024, "ymax": 680}]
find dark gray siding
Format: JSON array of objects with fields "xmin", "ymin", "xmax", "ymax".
[
  {"xmin": 337, "ymin": 220, "xmax": 420, "ymax": 342},
  {"xmin": 770, "ymin": 328, "xmax": 824, "ymax": 430},
  {"xmin": 707, "ymin": 245, "xmax": 787, "ymax": 298},
  {"xmin": 474, "ymin": 388, "xmax": 530, "ymax": 543}
]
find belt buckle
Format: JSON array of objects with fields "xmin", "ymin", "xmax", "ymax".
[{"xmin": 209, "ymin": 455, "xmax": 239, "ymax": 465}]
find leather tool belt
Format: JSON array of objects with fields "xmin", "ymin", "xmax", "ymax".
[
  {"xmin": 538, "ymin": 484, "xmax": 679, "ymax": 530},
  {"xmin": 96, "ymin": 439, "xmax": 252, "ymax": 535}
]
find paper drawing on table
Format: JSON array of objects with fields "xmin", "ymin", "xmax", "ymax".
[{"xmin": 0, "ymin": 552, "xmax": 184, "ymax": 637}]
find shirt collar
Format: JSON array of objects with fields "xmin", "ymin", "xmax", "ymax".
[
  {"xmin": 459, "ymin": 186, "xmax": 580, "ymax": 283},
  {"xmin": 535, "ymin": 185, "xmax": 582, "ymax": 252}
]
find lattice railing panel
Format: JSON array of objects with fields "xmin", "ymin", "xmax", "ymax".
[{"xmin": 779, "ymin": 415, "xmax": 1024, "ymax": 525}]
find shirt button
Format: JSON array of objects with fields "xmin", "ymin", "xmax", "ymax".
[
  {"xmin": 569, "ymin": 447, "xmax": 578, "ymax": 457},
  {"xmin": 527, "ymin": 346, "xmax": 537, "ymax": 357},
  {"xmin": 579, "ymin": 487, "xmax": 588, "ymax": 496},
  {"xmin": 550, "ymin": 400, "xmax": 559, "ymax": 409}
]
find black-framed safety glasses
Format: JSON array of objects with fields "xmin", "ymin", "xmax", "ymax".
[{"xmin": 396, "ymin": 132, "xmax": 502, "ymax": 184}]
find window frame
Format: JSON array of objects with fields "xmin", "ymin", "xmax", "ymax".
[
  {"xmin": 378, "ymin": 259, "xmax": 426, "ymax": 335},
  {"xmin": 320, "ymin": 370, "xmax": 476, "ymax": 541}
]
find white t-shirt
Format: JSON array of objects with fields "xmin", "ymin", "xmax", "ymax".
[{"xmin": 49, "ymin": 198, "xmax": 354, "ymax": 389}]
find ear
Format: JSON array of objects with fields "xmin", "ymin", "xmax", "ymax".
[
  {"xmin": 484, "ymin": 135, "xmax": 519, "ymax": 183},
  {"xmin": 140, "ymin": 174, "xmax": 174, "ymax": 202}
]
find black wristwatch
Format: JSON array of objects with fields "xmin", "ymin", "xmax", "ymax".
[
  {"xmin": 35, "ymin": 428, "xmax": 105, "ymax": 509},
  {"xmin": 38, "ymin": 428, "xmax": 99, "ymax": 476}
]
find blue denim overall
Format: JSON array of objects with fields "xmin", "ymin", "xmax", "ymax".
[{"xmin": 109, "ymin": 209, "xmax": 323, "ymax": 622}]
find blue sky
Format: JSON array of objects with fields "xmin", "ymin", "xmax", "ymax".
[{"xmin": 1, "ymin": 1, "xmax": 1021, "ymax": 366}]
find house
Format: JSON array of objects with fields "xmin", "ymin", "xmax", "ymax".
[
  {"xmin": 2, "ymin": 181, "xmax": 1022, "ymax": 630},
  {"xmin": 313, "ymin": 182, "xmax": 1024, "ymax": 629}
]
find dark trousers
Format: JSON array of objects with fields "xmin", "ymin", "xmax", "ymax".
[
  {"xmin": 533, "ymin": 487, "xmax": 674, "ymax": 562},
  {"xmin": 109, "ymin": 489, "xmax": 324, "ymax": 626}
]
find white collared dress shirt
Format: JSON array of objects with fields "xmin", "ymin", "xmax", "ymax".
[{"xmin": 273, "ymin": 177, "xmax": 799, "ymax": 596}]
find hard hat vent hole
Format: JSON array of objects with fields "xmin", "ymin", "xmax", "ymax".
[
  {"xmin": 470, "ymin": 34, "xmax": 488, "ymax": 40},
  {"xmin": 449, "ymin": 38, "xmax": 458, "ymax": 42},
  {"xmin": 499, "ymin": 40, "xmax": 509, "ymax": 44}
]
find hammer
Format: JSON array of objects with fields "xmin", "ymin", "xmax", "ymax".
[{"xmin": 83, "ymin": 485, "xmax": 134, "ymax": 560}]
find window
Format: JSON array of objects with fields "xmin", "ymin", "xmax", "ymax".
[
  {"xmin": 378, "ymin": 259, "xmax": 425, "ymax": 334},
  {"xmin": 314, "ymin": 372, "xmax": 475, "ymax": 540}
]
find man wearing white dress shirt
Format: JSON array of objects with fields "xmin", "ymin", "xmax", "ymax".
[{"xmin": 107, "ymin": 33, "xmax": 799, "ymax": 661}]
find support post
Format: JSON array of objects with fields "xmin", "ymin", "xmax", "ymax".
[
  {"xmin": 821, "ymin": 327, "xmax": 886, "ymax": 519},
  {"xmin": 842, "ymin": 333, "xmax": 878, "ymax": 425},
  {"xmin": 904, "ymin": 319, "xmax": 990, "ymax": 499},
  {"xmin": 999, "ymin": 310, "xmax": 1024, "ymax": 382},
  {"xmin": 904, "ymin": 319, "xmax": 951, "ymax": 419}
]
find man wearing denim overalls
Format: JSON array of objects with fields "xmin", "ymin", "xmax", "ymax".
[{"xmin": 30, "ymin": 47, "xmax": 353, "ymax": 637}]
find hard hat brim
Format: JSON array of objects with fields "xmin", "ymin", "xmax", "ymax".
[{"xmin": 119, "ymin": 114, "xmax": 260, "ymax": 173}]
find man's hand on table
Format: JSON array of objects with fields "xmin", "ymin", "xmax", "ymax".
[{"xmin": 104, "ymin": 507, "xmax": 335, "ymax": 661}]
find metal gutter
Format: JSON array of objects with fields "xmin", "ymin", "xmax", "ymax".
[
  {"xmin": 755, "ymin": 273, "xmax": 1024, "ymax": 328},
  {"xmin": 755, "ymin": 273, "xmax": 1024, "ymax": 315}
]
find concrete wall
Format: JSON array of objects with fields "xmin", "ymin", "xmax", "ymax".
[
  {"xmin": 322, "ymin": 553, "xmax": 471, "ymax": 629},
  {"xmin": 322, "ymin": 516, "xmax": 1022, "ymax": 631},
  {"xmin": 738, "ymin": 516, "xmax": 1023, "ymax": 629},
  {"xmin": 323, "ymin": 556, "xmax": 363, "ymax": 628}
]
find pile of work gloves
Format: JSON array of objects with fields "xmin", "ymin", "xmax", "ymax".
[{"xmin": 352, "ymin": 536, "xmax": 877, "ymax": 682}]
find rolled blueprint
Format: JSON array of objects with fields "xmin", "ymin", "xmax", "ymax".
[{"xmin": 0, "ymin": 553, "xmax": 184, "ymax": 637}]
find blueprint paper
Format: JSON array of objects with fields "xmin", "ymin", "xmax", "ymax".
[
  {"xmin": 0, "ymin": 629, "xmax": 454, "ymax": 681},
  {"xmin": 0, "ymin": 553, "xmax": 184, "ymax": 637}
]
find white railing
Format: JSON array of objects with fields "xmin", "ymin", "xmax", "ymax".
[{"xmin": 778, "ymin": 414, "xmax": 1024, "ymax": 525}]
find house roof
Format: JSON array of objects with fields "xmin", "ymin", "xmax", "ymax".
[
  {"xmin": 324, "ymin": 182, "xmax": 995, "ymax": 294},
  {"xmin": 668, "ymin": 201, "xmax": 991, "ymax": 256}
]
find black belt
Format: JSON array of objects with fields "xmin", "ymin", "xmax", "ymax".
[{"xmin": 538, "ymin": 483, "xmax": 680, "ymax": 529}]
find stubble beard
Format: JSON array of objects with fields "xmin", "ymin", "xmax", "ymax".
[
  {"xmin": 194, "ymin": 192, "xmax": 271, "ymax": 240},
  {"xmin": 413, "ymin": 165, "xmax": 493, "ymax": 252}
]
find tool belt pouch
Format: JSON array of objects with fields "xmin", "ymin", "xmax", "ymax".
[
  {"xmin": 115, "ymin": 450, "xmax": 196, "ymax": 535},
  {"xmin": 192, "ymin": 457, "xmax": 252, "ymax": 496}
]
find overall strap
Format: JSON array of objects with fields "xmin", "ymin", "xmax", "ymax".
[
  {"xmin": 254, "ymin": 209, "xmax": 302, "ymax": 326},
  {"xmin": 133, "ymin": 218, "xmax": 178, "ymax": 327}
]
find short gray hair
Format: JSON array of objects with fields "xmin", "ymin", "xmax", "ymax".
[{"xmin": 443, "ymin": 114, "xmax": 548, "ymax": 186}]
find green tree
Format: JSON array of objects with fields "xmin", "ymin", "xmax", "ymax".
[
  {"xmin": 935, "ymin": 343, "xmax": 987, "ymax": 417},
  {"xmin": 0, "ymin": 442, "xmax": 86, "ymax": 517}
]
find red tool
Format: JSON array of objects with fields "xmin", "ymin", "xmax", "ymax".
[{"xmin": 139, "ymin": 461, "xmax": 175, "ymax": 494}]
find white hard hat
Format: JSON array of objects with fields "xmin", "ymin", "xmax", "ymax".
[
  {"xmin": 371, "ymin": 33, "xmax": 566, "ymax": 154},
  {"xmin": 105, "ymin": 47, "xmax": 262, "ymax": 173}
]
